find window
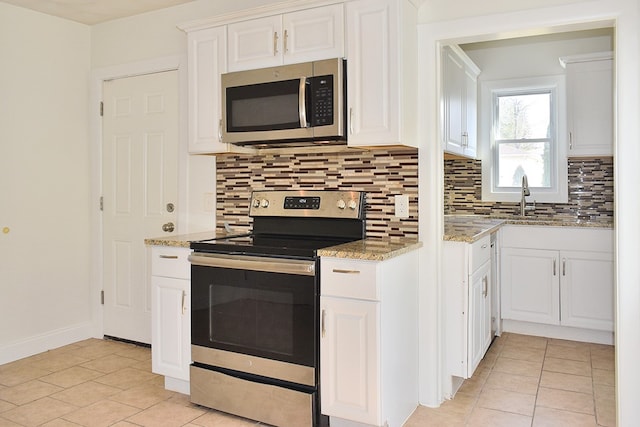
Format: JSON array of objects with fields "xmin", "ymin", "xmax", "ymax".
[{"xmin": 480, "ymin": 76, "xmax": 567, "ymax": 203}]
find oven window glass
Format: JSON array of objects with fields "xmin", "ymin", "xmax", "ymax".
[
  {"xmin": 192, "ymin": 265, "xmax": 316, "ymax": 367},
  {"xmin": 226, "ymin": 79, "xmax": 305, "ymax": 132}
]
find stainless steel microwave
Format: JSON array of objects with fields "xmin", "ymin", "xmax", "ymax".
[{"xmin": 221, "ymin": 58, "xmax": 346, "ymax": 147}]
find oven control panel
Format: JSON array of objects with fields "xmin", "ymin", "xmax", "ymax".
[{"xmin": 250, "ymin": 190, "xmax": 365, "ymax": 219}]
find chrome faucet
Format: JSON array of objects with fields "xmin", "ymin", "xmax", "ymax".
[{"xmin": 520, "ymin": 175, "xmax": 535, "ymax": 216}]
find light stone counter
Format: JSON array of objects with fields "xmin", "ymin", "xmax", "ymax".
[
  {"xmin": 444, "ymin": 214, "xmax": 613, "ymax": 243},
  {"xmin": 145, "ymin": 231, "xmax": 421, "ymax": 261},
  {"xmin": 144, "ymin": 230, "xmax": 238, "ymax": 248},
  {"xmin": 317, "ymin": 238, "xmax": 422, "ymax": 261}
]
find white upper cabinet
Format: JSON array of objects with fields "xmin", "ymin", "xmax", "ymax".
[
  {"xmin": 561, "ymin": 52, "xmax": 613, "ymax": 157},
  {"xmin": 442, "ymin": 45, "xmax": 481, "ymax": 158},
  {"xmin": 227, "ymin": 4, "xmax": 344, "ymax": 72},
  {"xmin": 187, "ymin": 27, "xmax": 229, "ymax": 153},
  {"xmin": 345, "ymin": 0, "xmax": 418, "ymax": 148}
]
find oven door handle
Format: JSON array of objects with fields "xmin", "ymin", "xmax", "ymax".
[{"xmin": 189, "ymin": 253, "xmax": 316, "ymax": 276}]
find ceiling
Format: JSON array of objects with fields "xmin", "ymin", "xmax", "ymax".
[{"xmin": 1, "ymin": 0, "xmax": 195, "ymax": 25}]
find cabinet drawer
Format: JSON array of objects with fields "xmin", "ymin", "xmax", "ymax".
[
  {"xmin": 151, "ymin": 246, "xmax": 191, "ymax": 280},
  {"xmin": 470, "ymin": 235, "xmax": 491, "ymax": 272},
  {"xmin": 321, "ymin": 258, "xmax": 378, "ymax": 301}
]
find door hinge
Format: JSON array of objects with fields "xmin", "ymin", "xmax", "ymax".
[
  {"xmin": 100, "ymin": 290, "xmax": 104, "ymax": 305},
  {"xmin": 99, "ymin": 196, "xmax": 103, "ymax": 211},
  {"xmin": 100, "ymin": 101, "xmax": 104, "ymax": 117}
]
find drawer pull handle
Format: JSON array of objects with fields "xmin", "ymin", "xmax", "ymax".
[
  {"xmin": 321, "ymin": 309, "xmax": 326, "ymax": 338},
  {"xmin": 332, "ymin": 269, "xmax": 360, "ymax": 274},
  {"xmin": 159, "ymin": 255, "xmax": 179, "ymax": 259},
  {"xmin": 181, "ymin": 291, "xmax": 186, "ymax": 315}
]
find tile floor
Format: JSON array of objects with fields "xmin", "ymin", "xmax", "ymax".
[
  {"xmin": 406, "ymin": 332, "xmax": 616, "ymax": 427},
  {"xmin": 0, "ymin": 332, "xmax": 615, "ymax": 427}
]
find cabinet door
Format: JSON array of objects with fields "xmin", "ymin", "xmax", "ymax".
[
  {"xmin": 345, "ymin": 0, "xmax": 400, "ymax": 146},
  {"xmin": 442, "ymin": 46, "xmax": 465, "ymax": 155},
  {"xmin": 283, "ymin": 4, "xmax": 344, "ymax": 64},
  {"xmin": 566, "ymin": 58, "xmax": 613, "ymax": 156},
  {"xmin": 151, "ymin": 276, "xmax": 190, "ymax": 380},
  {"xmin": 187, "ymin": 27, "xmax": 228, "ymax": 153},
  {"xmin": 442, "ymin": 45, "xmax": 479, "ymax": 158},
  {"xmin": 468, "ymin": 261, "xmax": 491, "ymax": 377},
  {"xmin": 501, "ymin": 248, "xmax": 560, "ymax": 325},
  {"xmin": 228, "ymin": 15, "xmax": 282, "ymax": 72},
  {"xmin": 320, "ymin": 296, "xmax": 380, "ymax": 425},
  {"xmin": 463, "ymin": 66, "xmax": 478, "ymax": 157},
  {"xmin": 560, "ymin": 251, "xmax": 614, "ymax": 331}
]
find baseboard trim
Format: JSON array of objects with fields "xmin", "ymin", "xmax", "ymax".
[
  {"xmin": 502, "ymin": 319, "xmax": 614, "ymax": 345},
  {"xmin": 165, "ymin": 376, "xmax": 190, "ymax": 395},
  {"xmin": 0, "ymin": 322, "xmax": 95, "ymax": 365}
]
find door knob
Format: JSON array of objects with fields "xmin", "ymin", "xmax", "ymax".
[{"xmin": 162, "ymin": 222, "xmax": 175, "ymax": 232}]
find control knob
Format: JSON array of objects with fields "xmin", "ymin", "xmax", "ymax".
[
  {"xmin": 252, "ymin": 198, "xmax": 260, "ymax": 208},
  {"xmin": 348, "ymin": 200, "xmax": 358, "ymax": 210},
  {"xmin": 261, "ymin": 199, "xmax": 270, "ymax": 208},
  {"xmin": 336, "ymin": 199, "xmax": 346, "ymax": 210}
]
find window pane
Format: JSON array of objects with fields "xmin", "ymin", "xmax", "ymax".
[
  {"xmin": 497, "ymin": 142, "xmax": 551, "ymax": 188},
  {"xmin": 497, "ymin": 93, "xmax": 551, "ymax": 140}
]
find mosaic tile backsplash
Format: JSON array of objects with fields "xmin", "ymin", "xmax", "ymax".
[
  {"xmin": 216, "ymin": 148, "xmax": 419, "ymax": 240},
  {"xmin": 444, "ymin": 156, "xmax": 614, "ymax": 222}
]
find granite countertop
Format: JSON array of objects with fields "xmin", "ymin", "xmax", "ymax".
[
  {"xmin": 144, "ymin": 230, "xmax": 236, "ymax": 248},
  {"xmin": 444, "ymin": 216, "xmax": 506, "ymax": 243},
  {"xmin": 146, "ymin": 231, "xmax": 422, "ymax": 261},
  {"xmin": 444, "ymin": 214, "xmax": 614, "ymax": 243},
  {"xmin": 317, "ymin": 238, "xmax": 422, "ymax": 261}
]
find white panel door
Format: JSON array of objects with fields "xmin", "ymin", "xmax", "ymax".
[
  {"xmin": 442, "ymin": 46, "xmax": 465, "ymax": 154},
  {"xmin": 501, "ymin": 247, "xmax": 560, "ymax": 325},
  {"xmin": 560, "ymin": 250, "xmax": 614, "ymax": 331},
  {"xmin": 468, "ymin": 261, "xmax": 491, "ymax": 377},
  {"xmin": 346, "ymin": 0, "xmax": 399, "ymax": 146},
  {"xmin": 283, "ymin": 4, "xmax": 344, "ymax": 64},
  {"xmin": 227, "ymin": 15, "xmax": 282, "ymax": 72},
  {"xmin": 151, "ymin": 275, "xmax": 190, "ymax": 380},
  {"xmin": 102, "ymin": 71, "xmax": 179, "ymax": 344},
  {"xmin": 188, "ymin": 26, "xmax": 227, "ymax": 153},
  {"xmin": 320, "ymin": 296, "xmax": 380, "ymax": 425}
]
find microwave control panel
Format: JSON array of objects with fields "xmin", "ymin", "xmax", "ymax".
[{"xmin": 309, "ymin": 75, "xmax": 334, "ymax": 127}]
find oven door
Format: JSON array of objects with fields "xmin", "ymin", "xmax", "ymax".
[{"xmin": 189, "ymin": 253, "xmax": 317, "ymax": 370}]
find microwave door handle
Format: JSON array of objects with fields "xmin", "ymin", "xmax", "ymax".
[{"xmin": 299, "ymin": 77, "xmax": 308, "ymax": 128}]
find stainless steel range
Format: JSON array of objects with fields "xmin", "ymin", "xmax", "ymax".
[{"xmin": 188, "ymin": 190, "xmax": 366, "ymax": 427}]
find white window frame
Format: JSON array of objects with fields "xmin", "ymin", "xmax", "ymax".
[{"xmin": 480, "ymin": 75, "xmax": 568, "ymax": 203}]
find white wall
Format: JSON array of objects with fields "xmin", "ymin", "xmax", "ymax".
[
  {"xmin": 462, "ymin": 29, "xmax": 613, "ymax": 80},
  {"xmin": 0, "ymin": 3, "xmax": 92, "ymax": 362},
  {"xmin": 90, "ymin": 0, "xmax": 280, "ymax": 69}
]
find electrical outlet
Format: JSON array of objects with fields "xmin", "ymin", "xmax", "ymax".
[{"xmin": 395, "ymin": 194, "xmax": 409, "ymax": 219}]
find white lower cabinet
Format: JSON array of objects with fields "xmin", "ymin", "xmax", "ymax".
[
  {"xmin": 320, "ymin": 296, "xmax": 379, "ymax": 425},
  {"xmin": 320, "ymin": 250, "xmax": 419, "ymax": 427},
  {"xmin": 468, "ymin": 260, "xmax": 492, "ymax": 373},
  {"xmin": 444, "ymin": 234, "xmax": 493, "ymax": 383},
  {"xmin": 500, "ymin": 226, "xmax": 614, "ymax": 338},
  {"xmin": 501, "ymin": 248, "xmax": 560, "ymax": 325},
  {"xmin": 150, "ymin": 246, "xmax": 191, "ymax": 394}
]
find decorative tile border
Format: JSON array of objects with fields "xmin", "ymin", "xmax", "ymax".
[
  {"xmin": 444, "ymin": 156, "xmax": 614, "ymax": 221},
  {"xmin": 216, "ymin": 148, "xmax": 419, "ymax": 239}
]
